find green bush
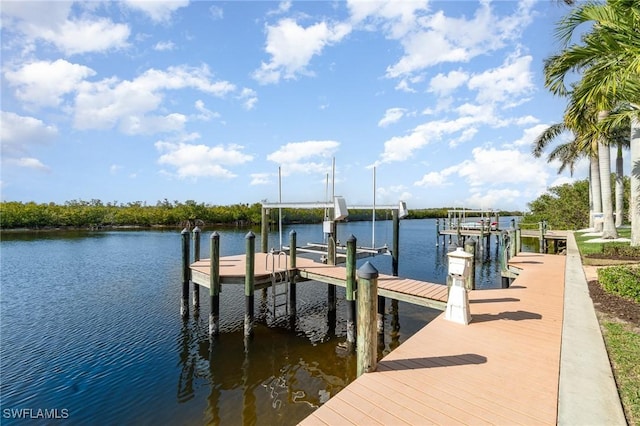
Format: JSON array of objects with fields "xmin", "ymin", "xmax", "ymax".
[
  {"xmin": 598, "ymin": 265, "xmax": 640, "ymax": 303},
  {"xmin": 602, "ymin": 243, "xmax": 640, "ymax": 259}
]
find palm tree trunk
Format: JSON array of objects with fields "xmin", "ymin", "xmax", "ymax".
[
  {"xmin": 591, "ymin": 155, "xmax": 603, "ymax": 231},
  {"xmin": 615, "ymin": 144, "xmax": 624, "ymax": 227},
  {"xmin": 598, "ymin": 139, "xmax": 617, "ymax": 238},
  {"xmin": 631, "ymin": 117, "xmax": 640, "ymax": 246}
]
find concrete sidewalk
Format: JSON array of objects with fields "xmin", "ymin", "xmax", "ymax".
[{"xmin": 557, "ymin": 232, "xmax": 626, "ymax": 425}]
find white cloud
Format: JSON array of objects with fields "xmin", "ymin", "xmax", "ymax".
[
  {"xmin": 455, "ymin": 147, "xmax": 547, "ymax": 188},
  {"xmin": 414, "ymin": 171, "xmax": 450, "ymax": 187},
  {"xmin": 253, "ymin": 18, "xmax": 351, "ymax": 84},
  {"xmin": 110, "ymin": 164, "xmax": 123, "ymax": 174},
  {"xmin": 73, "ymin": 65, "xmax": 235, "ymax": 133},
  {"xmin": 124, "ymin": 0, "xmax": 189, "ymax": 23},
  {"xmin": 250, "ymin": 173, "xmax": 272, "ymax": 185},
  {"xmin": 155, "ymin": 136, "xmax": 254, "ymax": 179},
  {"xmin": 468, "ymin": 53, "xmax": 534, "ymax": 105},
  {"xmin": 371, "ymin": 2, "xmax": 535, "ymax": 79},
  {"xmin": 4, "ymin": 59, "xmax": 96, "ymax": 108},
  {"xmin": 466, "ymin": 188, "xmax": 522, "ymax": 210},
  {"xmin": 5, "ymin": 157, "xmax": 51, "ymax": 173},
  {"xmin": 378, "ymin": 108, "xmax": 407, "ymax": 128},
  {"xmin": 2, "ymin": 2, "xmax": 131, "ymax": 55},
  {"xmin": 0, "ymin": 111, "xmax": 58, "ymax": 157},
  {"xmin": 428, "ymin": 70, "xmax": 469, "ymax": 96},
  {"xmin": 267, "ymin": 140, "xmax": 339, "ymax": 175},
  {"xmin": 153, "ymin": 41, "xmax": 175, "ymax": 51},
  {"xmin": 347, "ymin": 0, "xmax": 429, "ymax": 39},
  {"xmin": 238, "ymin": 88, "xmax": 258, "ymax": 110},
  {"xmin": 510, "ymin": 124, "xmax": 551, "ymax": 148}
]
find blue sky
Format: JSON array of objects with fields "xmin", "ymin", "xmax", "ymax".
[{"xmin": 0, "ymin": 0, "xmax": 600, "ymax": 210}]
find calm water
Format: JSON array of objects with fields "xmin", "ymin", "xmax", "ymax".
[{"xmin": 0, "ymin": 218, "xmax": 520, "ymax": 425}]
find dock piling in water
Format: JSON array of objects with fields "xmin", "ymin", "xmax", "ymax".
[
  {"xmin": 192, "ymin": 226, "xmax": 201, "ymax": 310},
  {"xmin": 210, "ymin": 232, "xmax": 220, "ymax": 338},
  {"xmin": 357, "ymin": 261, "xmax": 379, "ymax": 377},
  {"xmin": 289, "ymin": 230, "xmax": 297, "ymax": 327},
  {"xmin": 345, "ymin": 235, "xmax": 357, "ymax": 348},
  {"xmin": 244, "ymin": 231, "xmax": 256, "ymax": 340},
  {"xmin": 181, "ymin": 228, "xmax": 190, "ymax": 318}
]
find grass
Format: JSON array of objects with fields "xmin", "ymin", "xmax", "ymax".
[
  {"xmin": 601, "ymin": 322, "xmax": 640, "ymax": 425},
  {"xmin": 575, "ymin": 227, "xmax": 640, "ymax": 425}
]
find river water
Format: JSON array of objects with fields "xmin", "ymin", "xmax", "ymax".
[{"xmin": 1, "ymin": 218, "xmax": 524, "ymax": 425}]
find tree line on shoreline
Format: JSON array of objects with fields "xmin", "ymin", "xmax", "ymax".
[{"xmin": 0, "ymin": 198, "xmax": 523, "ymax": 230}]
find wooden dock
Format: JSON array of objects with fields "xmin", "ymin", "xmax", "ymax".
[
  {"xmin": 190, "ymin": 253, "xmax": 448, "ymax": 310},
  {"xmin": 300, "ymin": 252, "xmax": 566, "ymax": 425}
]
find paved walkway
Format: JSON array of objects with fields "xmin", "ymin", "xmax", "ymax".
[
  {"xmin": 300, "ymin": 232, "xmax": 627, "ymax": 425},
  {"xmin": 558, "ymin": 232, "xmax": 626, "ymax": 424}
]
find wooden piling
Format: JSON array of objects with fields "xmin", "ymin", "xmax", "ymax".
[
  {"xmin": 327, "ymin": 221, "xmax": 337, "ymax": 324},
  {"xmin": 244, "ymin": 231, "xmax": 255, "ymax": 339},
  {"xmin": 181, "ymin": 228, "xmax": 190, "ymax": 318},
  {"xmin": 261, "ymin": 207, "xmax": 268, "ymax": 253},
  {"xmin": 192, "ymin": 226, "xmax": 201, "ymax": 310},
  {"xmin": 210, "ymin": 231, "xmax": 221, "ymax": 338},
  {"xmin": 392, "ymin": 209, "xmax": 400, "ymax": 276},
  {"xmin": 346, "ymin": 235, "xmax": 357, "ymax": 348},
  {"xmin": 463, "ymin": 238, "xmax": 476, "ymax": 290},
  {"xmin": 435, "ymin": 219, "xmax": 440, "ymax": 247},
  {"xmin": 289, "ymin": 230, "xmax": 297, "ymax": 326},
  {"xmin": 357, "ymin": 261, "xmax": 378, "ymax": 377}
]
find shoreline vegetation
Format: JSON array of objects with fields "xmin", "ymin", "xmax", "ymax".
[{"xmin": 0, "ymin": 200, "xmax": 522, "ymax": 231}]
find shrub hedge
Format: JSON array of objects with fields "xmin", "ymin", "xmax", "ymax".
[
  {"xmin": 602, "ymin": 243, "xmax": 640, "ymax": 259},
  {"xmin": 598, "ymin": 265, "xmax": 640, "ymax": 303}
]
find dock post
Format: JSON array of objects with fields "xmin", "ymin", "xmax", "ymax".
[
  {"xmin": 289, "ymin": 230, "xmax": 297, "ymax": 327},
  {"xmin": 346, "ymin": 235, "xmax": 357, "ymax": 348},
  {"xmin": 435, "ymin": 219, "xmax": 440, "ymax": 247},
  {"xmin": 327, "ymin": 221, "xmax": 337, "ymax": 328},
  {"xmin": 392, "ymin": 209, "xmax": 400, "ymax": 276},
  {"xmin": 210, "ymin": 232, "xmax": 221, "ymax": 338},
  {"xmin": 463, "ymin": 238, "xmax": 476, "ymax": 290},
  {"xmin": 357, "ymin": 262, "xmax": 379, "ymax": 377},
  {"xmin": 244, "ymin": 231, "xmax": 256, "ymax": 340},
  {"xmin": 539, "ymin": 221, "xmax": 545, "ymax": 253},
  {"xmin": 181, "ymin": 228, "xmax": 190, "ymax": 318},
  {"xmin": 192, "ymin": 226, "xmax": 201, "ymax": 310},
  {"xmin": 261, "ymin": 207, "xmax": 268, "ymax": 253}
]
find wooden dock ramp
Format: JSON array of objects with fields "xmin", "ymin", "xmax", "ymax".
[{"xmin": 300, "ymin": 252, "xmax": 565, "ymax": 425}]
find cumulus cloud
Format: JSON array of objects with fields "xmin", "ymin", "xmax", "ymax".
[
  {"xmin": 2, "ymin": 2, "xmax": 130, "ymax": 55},
  {"xmin": 153, "ymin": 41, "xmax": 175, "ymax": 51},
  {"xmin": 267, "ymin": 140, "xmax": 339, "ymax": 175},
  {"xmin": 250, "ymin": 173, "xmax": 272, "ymax": 185},
  {"xmin": 381, "ymin": 2, "xmax": 535, "ymax": 78},
  {"xmin": 1, "ymin": 111, "xmax": 56, "ymax": 173},
  {"xmin": 124, "ymin": 0, "xmax": 189, "ymax": 23},
  {"xmin": 4, "ymin": 59, "xmax": 96, "ymax": 108},
  {"xmin": 510, "ymin": 124, "xmax": 551, "ymax": 148},
  {"xmin": 73, "ymin": 65, "xmax": 235, "ymax": 133},
  {"xmin": 253, "ymin": 18, "xmax": 351, "ymax": 84},
  {"xmin": 155, "ymin": 136, "xmax": 253, "ymax": 179},
  {"xmin": 378, "ymin": 108, "xmax": 407, "ymax": 128},
  {"xmin": 0, "ymin": 111, "xmax": 58, "ymax": 157},
  {"xmin": 428, "ymin": 70, "xmax": 469, "ymax": 96},
  {"xmin": 468, "ymin": 53, "xmax": 534, "ymax": 105}
]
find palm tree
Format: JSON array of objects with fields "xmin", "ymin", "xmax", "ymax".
[
  {"xmin": 544, "ymin": 0, "xmax": 640, "ymax": 243},
  {"xmin": 532, "ymin": 121, "xmax": 602, "ymax": 230}
]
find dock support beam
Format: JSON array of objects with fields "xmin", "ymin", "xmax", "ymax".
[
  {"xmin": 346, "ymin": 235, "xmax": 357, "ymax": 348},
  {"xmin": 357, "ymin": 262, "xmax": 379, "ymax": 377},
  {"xmin": 327, "ymin": 221, "xmax": 337, "ymax": 330},
  {"xmin": 181, "ymin": 228, "xmax": 190, "ymax": 318},
  {"xmin": 244, "ymin": 232, "xmax": 255, "ymax": 340},
  {"xmin": 210, "ymin": 232, "xmax": 220, "ymax": 338},
  {"xmin": 463, "ymin": 238, "xmax": 476, "ymax": 290},
  {"xmin": 289, "ymin": 230, "xmax": 297, "ymax": 328},
  {"xmin": 192, "ymin": 226, "xmax": 201, "ymax": 310},
  {"xmin": 261, "ymin": 208, "xmax": 268, "ymax": 253}
]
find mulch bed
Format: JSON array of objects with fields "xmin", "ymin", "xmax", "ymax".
[{"xmin": 588, "ymin": 279, "xmax": 640, "ymax": 329}]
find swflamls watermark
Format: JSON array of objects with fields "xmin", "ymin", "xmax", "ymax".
[{"xmin": 3, "ymin": 408, "xmax": 69, "ymax": 420}]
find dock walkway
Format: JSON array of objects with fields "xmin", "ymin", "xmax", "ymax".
[
  {"xmin": 300, "ymin": 232, "xmax": 626, "ymax": 425},
  {"xmin": 190, "ymin": 253, "xmax": 448, "ymax": 310}
]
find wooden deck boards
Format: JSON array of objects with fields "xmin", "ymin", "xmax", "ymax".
[
  {"xmin": 300, "ymin": 252, "xmax": 566, "ymax": 425},
  {"xmin": 190, "ymin": 252, "xmax": 449, "ymax": 309}
]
